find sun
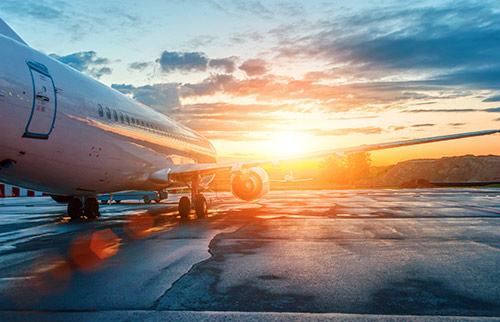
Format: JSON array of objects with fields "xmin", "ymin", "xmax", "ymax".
[{"xmin": 267, "ymin": 132, "xmax": 306, "ymax": 157}]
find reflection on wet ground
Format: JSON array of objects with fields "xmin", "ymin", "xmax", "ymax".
[{"xmin": 0, "ymin": 188, "xmax": 499, "ymax": 319}]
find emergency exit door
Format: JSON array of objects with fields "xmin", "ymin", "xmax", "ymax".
[{"xmin": 23, "ymin": 60, "xmax": 57, "ymax": 139}]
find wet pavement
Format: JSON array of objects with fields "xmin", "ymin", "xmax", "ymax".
[{"xmin": 0, "ymin": 189, "xmax": 499, "ymax": 321}]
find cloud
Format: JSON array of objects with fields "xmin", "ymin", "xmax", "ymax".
[
  {"xmin": 208, "ymin": 0, "xmax": 303, "ymax": 19},
  {"xmin": 50, "ymin": 51, "xmax": 112, "ymax": 79},
  {"xmin": 388, "ymin": 125, "xmax": 406, "ymax": 131},
  {"xmin": 313, "ymin": 4, "xmax": 499, "ymax": 70},
  {"xmin": 239, "ymin": 59, "xmax": 268, "ymax": 76},
  {"xmin": 166, "ymin": 102, "xmax": 292, "ymax": 141},
  {"xmin": 208, "ymin": 57, "xmax": 237, "ymax": 73},
  {"xmin": 129, "ymin": 61, "xmax": 152, "ymax": 71},
  {"xmin": 411, "ymin": 123, "xmax": 435, "ymax": 128},
  {"xmin": 156, "ymin": 51, "xmax": 239, "ymax": 74},
  {"xmin": 275, "ymin": 2, "xmax": 500, "ymax": 94},
  {"xmin": 111, "ymin": 83, "xmax": 180, "ymax": 113},
  {"xmin": 403, "ymin": 107, "xmax": 500, "ymax": 113},
  {"xmin": 0, "ymin": 0, "xmax": 62, "ymax": 20},
  {"xmin": 229, "ymin": 31, "xmax": 264, "ymax": 45},
  {"xmin": 483, "ymin": 95, "xmax": 500, "ymax": 102},
  {"xmin": 304, "ymin": 127, "xmax": 385, "ymax": 136},
  {"xmin": 181, "ymin": 74, "xmax": 235, "ymax": 96},
  {"xmin": 156, "ymin": 51, "xmax": 209, "ymax": 73}
]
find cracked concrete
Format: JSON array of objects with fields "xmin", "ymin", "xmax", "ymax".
[{"xmin": 0, "ymin": 189, "xmax": 499, "ymax": 320}]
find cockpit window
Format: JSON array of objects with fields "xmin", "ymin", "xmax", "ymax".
[
  {"xmin": 113, "ymin": 110, "xmax": 118, "ymax": 122},
  {"xmin": 105, "ymin": 106, "xmax": 111, "ymax": 119},
  {"xmin": 98, "ymin": 104, "xmax": 104, "ymax": 117}
]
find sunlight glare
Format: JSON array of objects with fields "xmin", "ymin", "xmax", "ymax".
[{"xmin": 267, "ymin": 132, "xmax": 306, "ymax": 157}]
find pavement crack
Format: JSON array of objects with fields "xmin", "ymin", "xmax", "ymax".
[{"xmin": 151, "ymin": 219, "xmax": 255, "ymax": 310}]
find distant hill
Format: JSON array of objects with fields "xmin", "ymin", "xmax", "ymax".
[{"xmin": 371, "ymin": 155, "xmax": 500, "ymax": 187}]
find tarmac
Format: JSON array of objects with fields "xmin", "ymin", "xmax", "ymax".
[{"xmin": 0, "ymin": 188, "xmax": 499, "ymax": 321}]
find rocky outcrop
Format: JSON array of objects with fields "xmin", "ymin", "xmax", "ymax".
[{"xmin": 376, "ymin": 155, "xmax": 500, "ymax": 186}]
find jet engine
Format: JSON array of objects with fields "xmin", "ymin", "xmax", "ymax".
[{"xmin": 230, "ymin": 167, "xmax": 270, "ymax": 201}]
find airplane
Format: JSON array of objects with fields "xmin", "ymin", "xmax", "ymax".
[
  {"xmin": 0, "ymin": 17, "xmax": 499, "ymax": 220},
  {"xmin": 271, "ymin": 170, "xmax": 313, "ymax": 183}
]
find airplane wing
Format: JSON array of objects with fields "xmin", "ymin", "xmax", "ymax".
[
  {"xmin": 270, "ymin": 179, "xmax": 314, "ymax": 183},
  {"xmin": 167, "ymin": 129, "xmax": 500, "ymax": 180}
]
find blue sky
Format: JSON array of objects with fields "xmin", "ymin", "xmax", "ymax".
[{"xmin": 1, "ymin": 0, "xmax": 499, "ymax": 163}]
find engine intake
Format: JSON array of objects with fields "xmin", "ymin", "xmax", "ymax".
[{"xmin": 230, "ymin": 167, "xmax": 270, "ymax": 201}]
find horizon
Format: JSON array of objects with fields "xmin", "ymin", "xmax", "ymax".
[{"xmin": 2, "ymin": 0, "xmax": 499, "ymax": 165}]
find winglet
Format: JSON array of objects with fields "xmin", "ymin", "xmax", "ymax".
[{"xmin": 0, "ymin": 18, "xmax": 28, "ymax": 46}]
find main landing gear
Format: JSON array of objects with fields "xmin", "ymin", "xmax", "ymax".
[
  {"xmin": 178, "ymin": 175, "xmax": 208, "ymax": 220},
  {"xmin": 67, "ymin": 197, "xmax": 100, "ymax": 219},
  {"xmin": 178, "ymin": 194, "xmax": 208, "ymax": 219}
]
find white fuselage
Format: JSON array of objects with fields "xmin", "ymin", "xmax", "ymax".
[{"xmin": 0, "ymin": 34, "xmax": 217, "ymax": 196}]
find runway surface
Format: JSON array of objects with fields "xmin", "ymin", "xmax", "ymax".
[{"xmin": 0, "ymin": 189, "xmax": 499, "ymax": 321}]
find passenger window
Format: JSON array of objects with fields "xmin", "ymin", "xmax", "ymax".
[
  {"xmin": 126, "ymin": 115, "xmax": 130, "ymax": 125},
  {"xmin": 141, "ymin": 121, "xmax": 145, "ymax": 127},
  {"xmin": 119, "ymin": 112, "xmax": 124, "ymax": 123},
  {"xmin": 105, "ymin": 107, "xmax": 111, "ymax": 119},
  {"xmin": 131, "ymin": 117, "xmax": 135, "ymax": 125},
  {"xmin": 98, "ymin": 104, "xmax": 104, "ymax": 117},
  {"xmin": 113, "ymin": 110, "xmax": 118, "ymax": 122}
]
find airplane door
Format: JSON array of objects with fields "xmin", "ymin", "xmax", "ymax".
[{"xmin": 23, "ymin": 60, "xmax": 57, "ymax": 139}]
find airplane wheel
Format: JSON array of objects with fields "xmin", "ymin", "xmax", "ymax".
[
  {"xmin": 68, "ymin": 198, "xmax": 83, "ymax": 219},
  {"xmin": 194, "ymin": 194, "xmax": 208, "ymax": 219},
  {"xmin": 178, "ymin": 196, "xmax": 190, "ymax": 219},
  {"xmin": 143, "ymin": 195, "xmax": 151, "ymax": 204},
  {"xmin": 84, "ymin": 197, "xmax": 100, "ymax": 219}
]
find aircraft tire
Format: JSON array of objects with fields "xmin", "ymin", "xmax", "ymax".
[
  {"xmin": 179, "ymin": 196, "xmax": 190, "ymax": 219},
  {"xmin": 143, "ymin": 195, "xmax": 151, "ymax": 204},
  {"xmin": 68, "ymin": 198, "xmax": 83, "ymax": 219},
  {"xmin": 194, "ymin": 194, "xmax": 208, "ymax": 219},
  {"xmin": 84, "ymin": 197, "xmax": 100, "ymax": 219}
]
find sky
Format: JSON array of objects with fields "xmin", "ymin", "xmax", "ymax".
[{"xmin": 2, "ymin": 0, "xmax": 500, "ymax": 165}]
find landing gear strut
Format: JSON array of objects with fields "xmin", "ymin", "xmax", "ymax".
[
  {"xmin": 67, "ymin": 197, "xmax": 100, "ymax": 219},
  {"xmin": 177, "ymin": 175, "xmax": 208, "ymax": 219}
]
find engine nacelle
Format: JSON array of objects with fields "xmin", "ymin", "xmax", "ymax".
[{"xmin": 230, "ymin": 167, "xmax": 270, "ymax": 201}]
